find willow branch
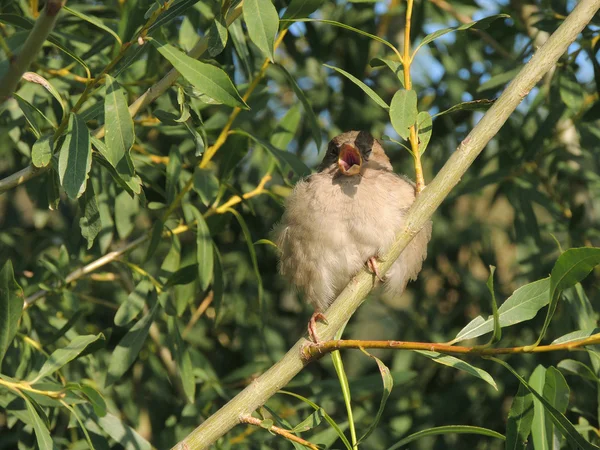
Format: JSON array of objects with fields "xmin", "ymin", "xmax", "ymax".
[
  {"xmin": 302, "ymin": 334, "xmax": 600, "ymax": 360},
  {"xmin": 0, "ymin": 3, "xmax": 244, "ymax": 194},
  {"xmin": 0, "ymin": 0, "xmax": 65, "ymax": 103},
  {"xmin": 240, "ymin": 416, "xmax": 319, "ymax": 450},
  {"xmin": 171, "ymin": 2, "xmax": 600, "ymax": 449}
]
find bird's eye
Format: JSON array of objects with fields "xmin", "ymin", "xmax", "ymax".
[{"xmin": 328, "ymin": 141, "xmax": 339, "ymax": 155}]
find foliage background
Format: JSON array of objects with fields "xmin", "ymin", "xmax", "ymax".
[{"xmin": 0, "ymin": 0, "xmax": 599, "ymax": 449}]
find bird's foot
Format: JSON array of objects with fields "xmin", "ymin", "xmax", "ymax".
[
  {"xmin": 308, "ymin": 312, "xmax": 328, "ymax": 343},
  {"xmin": 367, "ymin": 256, "xmax": 385, "ymax": 282}
]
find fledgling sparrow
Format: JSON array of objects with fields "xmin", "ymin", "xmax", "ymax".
[{"xmin": 273, "ymin": 131, "xmax": 432, "ymax": 342}]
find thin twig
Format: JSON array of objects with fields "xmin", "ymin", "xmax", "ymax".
[
  {"xmin": 182, "ymin": 291, "xmax": 214, "ymax": 339},
  {"xmin": 240, "ymin": 415, "xmax": 319, "ymax": 450},
  {"xmin": 301, "ymin": 334, "xmax": 600, "ymax": 361}
]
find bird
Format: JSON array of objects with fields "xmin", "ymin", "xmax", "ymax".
[{"xmin": 273, "ymin": 130, "xmax": 432, "ymax": 342}]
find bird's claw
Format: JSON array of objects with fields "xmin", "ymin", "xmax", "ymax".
[
  {"xmin": 367, "ymin": 257, "xmax": 385, "ymax": 282},
  {"xmin": 308, "ymin": 312, "xmax": 328, "ymax": 343}
]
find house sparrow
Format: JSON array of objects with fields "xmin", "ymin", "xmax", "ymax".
[{"xmin": 273, "ymin": 131, "xmax": 432, "ymax": 342}]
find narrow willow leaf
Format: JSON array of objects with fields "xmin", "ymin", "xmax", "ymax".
[
  {"xmin": 506, "ymin": 383, "xmax": 534, "ymax": 450},
  {"xmin": 492, "ymin": 358, "xmax": 598, "ymax": 450},
  {"xmin": 78, "ymin": 180, "xmax": 102, "ymax": 250},
  {"xmin": 330, "ymin": 323, "xmax": 356, "ymax": 447},
  {"xmin": 106, "ymin": 301, "xmax": 159, "ymax": 386},
  {"xmin": 559, "ymin": 69, "xmax": 585, "ymax": 112},
  {"xmin": 21, "ymin": 72, "xmax": 66, "ymax": 120},
  {"xmin": 271, "ymin": 104, "xmax": 302, "ymax": 150},
  {"xmin": 23, "ymin": 394, "xmax": 54, "ymax": 449},
  {"xmin": 79, "ymin": 384, "xmax": 107, "ymax": 417},
  {"xmin": 92, "ymin": 138, "xmax": 142, "ymax": 195},
  {"xmin": 166, "ymin": 147, "xmax": 182, "ymax": 204},
  {"xmin": 416, "ymin": 350, "xmax": 497, "ymax": 390},
  {"xmin": 97, "ymin": 412, "xmax": 152, "ymax": 450},
  {"xmin": 229, "ymin": 20, "xmax": 253, "ymax": 79},
  {"xmin": 190, "ymin": 207, "xmax": 214, "ymax": 291},
  {"xmin": 552, "ymin": 328, "xmax": 600, "ymax": 345},
  {"xmin": 279, "ymin": 390, "xmax": 353, "ymax": 450},
  {"xmin": 212, "ymin": 244, "xmax": 225, "ymax": 326},
  {"xmin": 282, "ymin": 0, "xmax": 324, "ymax": 20},
  {"xmin": 233, "ymin": 129, "xmax": 311, "ymax": 177},
  {"xmin": 390, "ymin": 90, "xmax": 417, "ymax": 140},
  {"xmin": 557, "ymin": 359, "xmax": 599, "ymax": 382},
  {"xmin": 207, "ymin": 14, "xmax": 228, "ymax": 57},
  {"xmin": 63, "ymin": 6, "xmax": 122, "ymax": 46},
  {"xmin": 114, "ymin": 280, "xmax": 152, "ymax": 327},
  {"xmin": 164, "ymin": 265, "xmax": 198, "ymax": 288},
  {"xmin": 149, "ymin": 39, "xmax": 247, "ymax": 108},
  {"xmin": 452, "ymin": 277, "xmax": 550, "ymax": 344},
  {"xmin": 104, "ymin": 75, "xmax": 135, "ymax": 172},
  {"xmin": 434, "ymin": 99, "xmax": 495, "ymax": 117},
  {"xmin": 227, "ymin": 208, "xmax": 264, "ymax": 316},
  {"xmin": 193, "ymin": 168, "xmax": 220, "ymax": 206},
  {"xmin": 276, "ymin": 64, "xmax": 321, "ymax": 149},
  {"xmin": 168, "ymin": 317, "xmax": 196, "ymax": 403},
  {"xmin": 0, "ymin": 260, "xmax": 24, "ymax": 364},
  {"xmin": 417, "ymin": 111, "xmax": 432, "ymax": 154},
  {"xmin": 358, "ymin": 349, "xmax": 393, "ymax": 444},
  {"xmin": 243, "ymin": 0, "xmax": 279, "ymax": 61},
  {"xmin": 536, "ymin": 247, "xmax": 600, "ymax": 346},
  {"xmin": 32, "ymin": 133, "xmax": 53, "ymax": 168},
  {"xmin": 289, "ymin": 408, "xmax": 324, "ymax": 432},
  {"xmin": 32, "ymin": 334, "xmax": 104, "ymax": 383},
  {"xmin": 486, "ymin": 266, "xmax": 501, "ymax": 345},
  {"xmin": 369, "ymin": 57, "xmax": 404, "ymax": 85},
  {"xmin": 59, "ymin": 113, "xmax": 92, "ymax": 200},
  {"xmin": 413, "ymin": 14, "xmax": 509, "ymax": 55},
  {"xmin": 144, "ymin": 221, "xmax": 164, "ymax": 263},
  {"xmin": 388, "ymin": 425, "xmax": 504, "ymax": 450},
  {"xmin": 324, "ymin": 64, "xmax": 389, "ymax": 109},
  {"xmin": 15, "ymin": 94, "xmax": 41, "ymax": 138}
]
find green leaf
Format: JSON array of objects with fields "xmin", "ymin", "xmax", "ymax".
[
  {"xmin": 21, "ymin": 72, "xmax": 66, "ymax": 120},
  {"xmin": 15, "ymin": 93, "xmax": 41, "ymax": 138},
  {"xmin": 279, "ymin": 390, "xmax": 353, "ymax": 450},
  {"xmin": 505, "ymin": 383, "xmax": 534, "ymax": 450},
  {"xmin": 559, "ymin": 68, "xmax": 585, "ymax": 112},
  {"xmin": 207, "ymin": 14, "xmax": 228, "ymax": 57},
  {"xmin": 78, "ymin": 384, "xmax": 107, "ymax": 417},
  {"xmin": 282, "ymin": 0, "xmax": 324, "ymax": 20},
  {"xmin": 535, "ymin": 247, "xmax": 600, "ymax": 346},
  {"xmin": 149, "ymin": 39, "xmax": 247, "ymax": 108},
  {"xmin": 452, "ymin": 277, "xmax": 550, "ymax": 344},
  {"xmin": 289, "ymin": 408, "xmax": 324, "ymax": 432},
  {"xmin": 276, "ymin": 64, "xmax": 321, "ymax": 149},
  {"xmin": 369, "ymin": 57, "xmax": 404, "ymax": 86},
  {"xmin": 557, "ymin": 359, "xmax": 599, "ymax": 382},
  {"xmin": 227, "ymin": 208, "xmax": 264, "ymax": 318},
  {"xmin": 413, "ymin": 14, "xmax": 509, "ymax": 55},
  {"xmin": 271, "ymin": 104, "xmax": 302, "ymax": 150},
  {"xmin": 492, "ymin": 358, "xmax": 599, "ymax": 450},
  {"xmin": 388, "ymin": 426, "xmax": 504, "ymax": 450},
  {"xmin": 166, "ymin": 147, "xmax": 182, "ymax": 204},
  {"xmin": 485, "ymin": 266, "xmax": 501, "ymax": 345},
  {"xmin": 254, "ymin": 238, "xmax": 278, "ymax": 249},
  {"xmin": 164, "ymin": 265, "xmax": 198, "ymax": 288},
  {"xmin": 416, "ymin": 351, "xmax": 497, "ymax": 390},
  {"xmin": 212, "ymin": 244, "xmax": 225, "ymax": 326},
  {"xmin": 233, "ymin": 129, "xmax": 311, "ymax": 177},
  {"xmin": 358, "ymin": 349, "xmax": 393, "ymax": 444},
  {"xmin": 330, "ymin": 323, "xmax": 356, "ymax": 447},
  {"xmin": 23, "ymin": 394, "xmax": 54, "ymax": 449},
  {"xmin": 78, "ymin": 180, "xmax": 102, "ymax": 250},
  {"xmin": 390, "ymin": 90, "xmax": 417, "ymax": 140},
  {"xmin": 32, "ymin": 133, "xmax": 53, "ymax": 168},
  {"xmin": 243, "ymin": 0, "xmax": 279, "ymax": 62},
  {"xmin": 63, "ymin": 6, "xmax": 122, "ymax": 47},
  {"xmin": 168, "ymin": 317, "xmax": 196, "ymax": 403},
  {"xmin": 190, "ymin": 207, "xmax": 214, "ymax": 291},
  {"xmin": 114, "ymin": 280, "xmax": 152, "ymax": 327},
  {"xmin": 92, "ymin": 137, "xmax": 142, "ymax": 195},
  {"xmin": 193, "ymin": 168, "xmax": 220, "ymax": 207},
  {"xmin": 434, "ymin": 99, "xmax": 495, "ymax": 117},
  {"xmin": 104, "ymin": 75, "xmax": 135, "ymax": 173},
  {"xmin": 106, "ymin": 301, "xmax": 159, "ymax": 386},
  {"xmin": 416, "ymin": 111, "xmax": 432, "ymax": 154},
  {"xmin": 323, "ymin": 64, "xmax": 389, "ymax": 109},
  {"xmin": 144, "ymin": 221, "xmax": 164, "ymax": 263},
  {"xmin": 32, "ymin": 334, "xmax": 104, "ymax": 383},
  {"xmin": 58, "ymin": 113, "xmax": 92, "ymax": 200},
  {"xmin": 551, "ymin": 328, "xmax": 600, "ymax": 345},
  {"xmin": 97, "ymin": 412, "xmax": 152, "ymax": 450},
  {"xmin": 0, "ymin": 260, "xmax": 24, "ymax": 364}
]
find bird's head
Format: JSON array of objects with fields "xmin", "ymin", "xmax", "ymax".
[{"xmin": 319, "ymin": 131, "xmax": 392, "ymax": 176}]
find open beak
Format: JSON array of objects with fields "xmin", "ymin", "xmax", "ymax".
[{"xmin": 337, "ymin": 143, "xmax": 362, "ymax": 176}]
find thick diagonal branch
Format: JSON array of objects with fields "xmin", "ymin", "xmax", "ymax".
[{"xmin": 170, "ymin": 1, "xmax": 600, "ymax": 449}]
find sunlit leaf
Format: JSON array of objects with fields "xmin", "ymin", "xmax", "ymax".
[
  {"xmin": 243, "ymin": 0, "xmax": 279, "ymax": 62},
  {"xmin": 416, "ymin": 351, "xmax": 497, "ymax": 390},
  {"xmin": 58, "ymin": 113, "xmax": 92, "ymax": 199},
  {"xmin": 390, "ymin": 90, "xmax": 417, "ymax": 140},
  {"xmin": 324, "ymin": 64, "xmax": 389, "ymax": 109}
]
